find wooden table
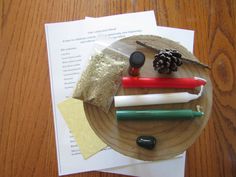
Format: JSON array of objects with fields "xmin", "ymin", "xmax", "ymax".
[{"xmin": 0, "ymin": 1, "xmax": 235, "ymax": 177}]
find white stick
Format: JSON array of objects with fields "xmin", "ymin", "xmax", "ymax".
[{"xmin": 114, "ymin": 86, "xmax": 203, "ymax": 107}]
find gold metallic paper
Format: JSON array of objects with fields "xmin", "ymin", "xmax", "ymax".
[
  {"xmin": 73, "ymin": 50, "xmax": 128, "ymax": 112},
  {"xmin": 58, "ymin": 98, "xmax": 107, "ymax": 159}
]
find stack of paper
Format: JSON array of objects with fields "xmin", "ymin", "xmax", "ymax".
[{"xmin": 45, "ymin": 11, "xmax": 194, "ymax": 176}]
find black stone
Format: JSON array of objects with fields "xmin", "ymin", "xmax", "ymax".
[{"xmin": 136, "ymin": 136, "xmax": 157, "ymax": 150}]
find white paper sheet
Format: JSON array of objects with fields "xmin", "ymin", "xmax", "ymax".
[
  {"xmin": 86, "ymin": 16, "xmax": 194, "ymax": 52},
  {"xmin": 45, "ymin": 11, "xmax": 159, "ymax": 176},
  {"xmin": 45, "ymin": 10, "xmax": 194, "ymax": 176},
  {"xmin": 155, "ymin": 26, "xmax": 194, "ymax": 52},
  {"xmin": 102, "ymin": 152, "xmax": 186, "ymax": 177}
]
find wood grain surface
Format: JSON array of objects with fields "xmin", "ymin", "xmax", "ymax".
[
  {"xmin": 0, "ymin": 0, "xmax": 235, "ymax": 177},
  {"xmin": 84, "ymin": 35, "xmax": 212, "ymax": 161}
]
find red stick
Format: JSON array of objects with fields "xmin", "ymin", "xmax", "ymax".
[{"xmin": 122, "ymin": 77, "xmax": 206, "ymax": 89}]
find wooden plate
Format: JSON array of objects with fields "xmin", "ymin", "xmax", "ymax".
[{"xmin": 84, "ymin": 35, "xmax": 212, "ymax": 161}]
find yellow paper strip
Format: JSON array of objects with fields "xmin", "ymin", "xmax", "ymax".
[{"xmin": 58, "ymin": 98, "xmax": 107, "ymax": 159}]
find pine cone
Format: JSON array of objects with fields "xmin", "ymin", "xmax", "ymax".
[{"xmin": 153, "ymin": 49, "xmax": 183, "ymax": 74}]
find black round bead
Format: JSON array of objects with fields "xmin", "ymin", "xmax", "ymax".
[{"xmin": 129, "ymin": 51, "xmax": 145, "ymax": 68}]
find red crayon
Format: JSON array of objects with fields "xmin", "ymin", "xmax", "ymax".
[{"xmin": 122, "ymin": 77, "xmax": 206, "ymax": 89}]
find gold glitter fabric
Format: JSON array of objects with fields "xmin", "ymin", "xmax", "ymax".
[{"xmin": 73, "ymin": 50, "xmax": 128, "ymax": 112}]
